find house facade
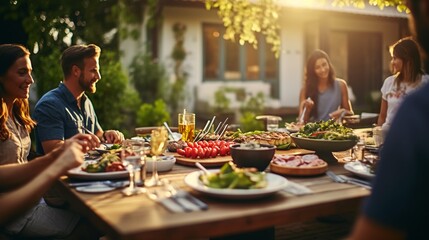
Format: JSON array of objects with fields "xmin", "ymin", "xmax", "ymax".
[{"xmin": 120, "ymin": 1, "xmax": 409, "ymax": 119}]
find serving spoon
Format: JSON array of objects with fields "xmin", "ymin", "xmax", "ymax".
[
  {"xmin": 163, "ymin": 122, "xmax": 178, "ymax": 141},
  {"xmin": 195, "ymin": 162, "xmax": 210, "ymax": 175}
]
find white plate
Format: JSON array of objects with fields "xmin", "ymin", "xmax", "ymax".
[
  {"xmin": 76, "ymin": 184, "xmax": 116, "ymax": 193},
  {"xmin": 146, "ymin": 155, "xmax": 176, "ymax": 172},
  {"xmin": 67, "ymin": 167, "xmax": 128, "ymax": 180},
  {"xmin": 184, "ymin": 170, "xmax": 288, "ymax": 199},
  {"xmin": 344, "ymin": 161, "xmax": 375, "ymax": 180}
]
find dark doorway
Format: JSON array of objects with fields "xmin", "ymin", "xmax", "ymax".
[{"xmin": 347, "ymin": 32, "xmax": 383, "ymax": 112}]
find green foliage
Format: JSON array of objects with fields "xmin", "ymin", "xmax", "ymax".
[
  {"xmin": 239, "ymin": 92, "xmax": 265, "ymax": 115},
  {"xmin": 89, "ymin": 50, "xmax": 141, "ymax": 137},
  {"xmin": 206, "ymin": 0, "xmax": 281, "ymax": 58},
  {"xmin": 136, "ymin": 99, "xmax": 171, "ymax": 127},
  {"xmin": 237, "ymin": 92, "xmax": 265, "ymax": 132},
  {"xmin": 239, "ymin": 112, "xmax": 265, "ymax": 132},
  {"xmin": 333, "ymin": 0, "xmax": 407, "ymax": 12},
  {"xmin": 0, "ymin": 0, "xmax": 142, "ymax": 137},
  {"xmin": 205, "ymin": 0, "xmax": 407, "ymax": 58},
  {"xmin": 213, "ymin": 89, "xmax": 231, "ymax": 113},
  {"xmin": 129, "ymin": 52, "xmax": 168, "ymax": 104},
  {"xmin": 169, "ymin": 22, "xmax": 188, "ymax": 114},
  {"xmin": 32, "ymin": 48, "xmax": 62, "ymax": 99},
  {"xmin": 114, "ymin": 0, "xmax": 144, "ymax": 40}
]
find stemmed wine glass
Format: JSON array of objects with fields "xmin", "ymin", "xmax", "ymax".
[
  {"xmin": 121, "ymin": 139, "xmax": 147, "ymax": 196},
  {"xmin": 145, "ymin": 127, "xmax": 168, "ymax": 187}
]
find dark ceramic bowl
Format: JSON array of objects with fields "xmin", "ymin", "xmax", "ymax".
[{"xmin": 230, "ymin": 144, "xmax": 276, "ymax": 171}]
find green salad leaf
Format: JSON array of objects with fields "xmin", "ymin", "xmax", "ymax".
[
  {"xmin": 199, "ymin": 162, "xmax": 267, "ymax": 189},
  {"xmin": 296, "ymin": 119, "xmax": 358, "ymax": 141}
]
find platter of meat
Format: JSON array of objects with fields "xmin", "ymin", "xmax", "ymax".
[{"xmin": 270, "ymin": 154, "xmax": 327, "ymax": 176}]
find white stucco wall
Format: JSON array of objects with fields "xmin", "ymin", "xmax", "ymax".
[
  {"xmin": 119, "ymin": 5, "xmax": 406, "ymax": 113},
  {"xmin": 279, "ymin": 15, "xmax": 306, "ymax": 108}
]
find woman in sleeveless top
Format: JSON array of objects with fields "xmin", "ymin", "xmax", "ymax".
[{"xmin": 299, "ymin": 49, "xmax": 354, "ymax": 123}]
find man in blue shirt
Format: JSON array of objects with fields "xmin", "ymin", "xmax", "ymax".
[
  {"xmin": 349, "ymin": 0, "xmax": 429, "ymax": 239},
  {"xmin": 34, "ymin": 44, "xmax": 124, "ymax": 154}
]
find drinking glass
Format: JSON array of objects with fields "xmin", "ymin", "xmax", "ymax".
[
  {"xmin": 178, "ymin": 113, "xmax": 195, "ymax": 142},
  {"xmin": 266, "ymin": 116, "xmax": 280, "ymax": 131},
  {"xmin": 146, "ymin": 127, "xmax": 168, "ymax": 187},
  {"xmin": 121, "ymin": 139, "xmax": 147, "ymax": 196}
]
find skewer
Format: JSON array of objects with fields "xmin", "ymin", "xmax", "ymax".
[
  {"xmin": 216, "ymin": 124, "xmax": 229, "ymax": 140},
  {"xmin": 194, "ymin": 120, "xmax": 210, "ymax": 142},
  {"xmin": 216, "ymin": 117, "xmax": 228, "ymax": 135},
  {"xmin": 213, "ymin": 120, "xmax": 223, "ymax": 134}
]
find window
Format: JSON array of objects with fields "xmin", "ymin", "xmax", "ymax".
[{"xmin": 203, "ymin": 23, "xmax": 279, "ymax": 82}]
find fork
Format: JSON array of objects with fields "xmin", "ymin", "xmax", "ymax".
[
  {"xmin": 147, "ymin": 188, "xmax": 193, "ymax": 212},
  {"xmin": 147, "ymin": 188, "xmax": 186, "ymax": 213},
  {"xmin": 326, "ymin": 171, "xmax": 371, "ymax": 189},
  {"xmin": 338, "ymin": 175, "xmax": 372, "ymax": 188}
]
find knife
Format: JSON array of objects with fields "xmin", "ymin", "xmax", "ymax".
[
  {"xmin": 68, "ymin": 180, "xmax": 129, "ymax": 188},
  {"xmin": 339, "ymin": 175, "xmax": 372, "ymax": 188},
  {"xmin": 178, "ymin": 190, "xmax": 208, "ymax": 210}
]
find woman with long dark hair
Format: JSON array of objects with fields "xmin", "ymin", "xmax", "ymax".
[{"xmin": 298, "ymin": 49, "xmax": 354, "ymax": 122}]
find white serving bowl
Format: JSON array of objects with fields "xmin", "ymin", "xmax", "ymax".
[{"xmin": 145, "ymin": 155, "xmax": 176, "ymax": 172}]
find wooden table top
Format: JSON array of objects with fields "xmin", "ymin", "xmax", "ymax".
[{"xmin": 56, "ymin": 146, "xmax": 370, "ymax": 240}]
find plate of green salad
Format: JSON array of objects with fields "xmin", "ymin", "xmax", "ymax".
[{"xmin": 184, "ymin": 162, "xmax": 288, "ymax": 199}]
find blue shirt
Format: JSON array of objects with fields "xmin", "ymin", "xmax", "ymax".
[
  {"xmin": 33, "ymin": 83, "xmax": 102, "ymax": 154},
  {"xmin": 363, "ymin": 81, "xmax": 429, "ymax": 239}
]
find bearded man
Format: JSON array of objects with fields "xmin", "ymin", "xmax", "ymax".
[{"xmin": 34, "ymin": 44, "xmax": 124, "ymax": 155}]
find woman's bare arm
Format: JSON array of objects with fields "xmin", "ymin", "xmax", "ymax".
[
  {"xmin": 339, "ymin": 79, "xmax": 354, "ymax": 114},
  {"xmin": 377, "ymin": 99, "xmax": 388, "ymax": 126},
  {"xmin": 0, "ymin": 142, "xmax": 83, "ymax": 226}
]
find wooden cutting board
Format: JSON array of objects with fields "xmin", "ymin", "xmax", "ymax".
[{"xmin": 174, "ymin": 155, "xmax": 232, "ymax": 168}]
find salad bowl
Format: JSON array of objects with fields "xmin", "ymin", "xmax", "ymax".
[{"xmin": 290, "ymin": 134, "xmax": 358, "ymax": 152}]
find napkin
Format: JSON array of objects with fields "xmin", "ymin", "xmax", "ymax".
[{"xmin": 283, "ymin": 181, "xmax": 313, "ymax": 195}]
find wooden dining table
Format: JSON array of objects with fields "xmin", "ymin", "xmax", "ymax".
[{"xmin": 55, "ymin": 145, "xmax": 372, "ymax": 240}]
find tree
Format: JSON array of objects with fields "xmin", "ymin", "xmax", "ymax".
[{"xmin": 205, "ymin": 0, "xmax": 407, "ymax": 58}]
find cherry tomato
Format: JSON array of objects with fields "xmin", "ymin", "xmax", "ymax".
[
  {"xmin": 191, "ymin": 148, "xmax": 199, "ymax": 159},
  {"xmin": 184, "ymin": 147, "xmax": 192, "ymax": 158},
  {"xmin": 198, "ymin": 147, "xmax": 206, "ymax": 159},
  {"xmin": 205, "ymin": 147, "xmax": 211, "ymax": 158},
  {"xmin": 214, "ymin": 146, "xmax": 221, "ymax": 152},
  {"xmin": 177, "ymin": 149, "xmax": 186, "ymax": 156},
  {"xmin": 106, "ymin": 162, "xmax": 125, "ymax": 172},
  {"xmin": 210, "ymin": 148, "xmax": 218, "ymax": 158},
  {"xmin": 219, "ymin": 146, "xmax": 229, "ymax": 156}
]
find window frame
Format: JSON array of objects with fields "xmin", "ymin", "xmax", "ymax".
[{"xmin": 202, "ymin": 23, "xmax": 279, "ymax": 83}]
